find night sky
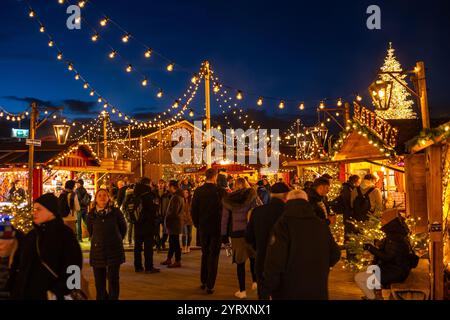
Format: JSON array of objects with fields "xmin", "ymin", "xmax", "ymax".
[{"xmin": 1, "ymin": 0, "xmax": 450, "ymax": 126}]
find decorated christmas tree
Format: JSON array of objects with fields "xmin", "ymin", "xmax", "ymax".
[{"xmin": 374, "ymin": 43, "xmax": 417, "ymax": 120}]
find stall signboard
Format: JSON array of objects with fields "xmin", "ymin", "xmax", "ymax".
[
  {"xmin": 26, "ymin": 139, "xmax": 41, "ymax": 147},
  {"xmin": 11, "ymin": 129, "xmax": 29, "ymax": 139}
]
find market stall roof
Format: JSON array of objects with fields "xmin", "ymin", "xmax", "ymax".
[{"xmin": 0, "ymin": 141, "xmax": 98, "ymax": 167}]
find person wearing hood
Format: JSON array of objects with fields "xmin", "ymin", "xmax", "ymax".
[
  {"xmin": 245, "ymin": 182, "xmax": 290, "ymax": 298},
  {"xmin": 350, "ymin": 173, "xmax": 383, "ymax": 219},
  {"xmin": 3, "ymin": 193, "xmax": 83, "ymax": 300},
  {"xmin": 260, "ymin": 190, "xmax": 341, "ymax": 300},
  {"xmin": 355, "ymin": 209, "xmax": 414, "ymax": 300},
  {"xmin": 160, "ymin": 180, "xmax": 184, "ymax": 268},
  {"xmin": 87, "ymin": 189, "xmax": 127, "ymax": 300},
  {"xmin": 222, "ymin": 177, "xmax": 262, "ymax": 299},
  {"xmin": 133, "ymin": 177, "xmax": 160, "ymax": 274}
]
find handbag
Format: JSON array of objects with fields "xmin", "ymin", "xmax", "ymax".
[{"xmin": 36, "ymin": 236, "xmax": 87, "ymax": 300}]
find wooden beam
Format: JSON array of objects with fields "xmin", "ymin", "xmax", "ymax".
[{"xmin": 425, "ymin": 145, "xmax": 444, "ymax": 300}]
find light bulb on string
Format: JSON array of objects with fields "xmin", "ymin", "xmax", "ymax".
[
  {"xmin": 319, "ymin": 101, "xmax": 325, "ymax": 110},
  {"xmin": 189, "ymin": 109, "xmax": 194, "ymax": 117},
  {"xmin": 91, "ymin": 33, "xmax": 99, "ymax": 42},
  {"xmin": 191, "ymin": 73, "xmax": 198, "ymax": 84},
  {"xmin": 278, "ymin": 100, "xmax": 285, "ymax": 110},
  {"xmin": 166, "ymin": 63, "xmax": 174, "ymax": 72},
  {"xmin": 122, "ymin": 33, "xmax": 130, "ymax": 43},
  {"xmin": 157, "ymin": 89, "xmax": 163, "ymax": 98},
  {"xmin": 144, "ymin": 49, "xmax": 152, "ymax": 58},
  {"xmin": 74, "ymin": 73, "xmax": 80, "ymax": 80},
  {"xmin": 100, "ymin": 17, "xmax": 109, "ymax": 27},
  {"xmin": 39, "ymin": 25, "xmax": 45, "ymax": 33},
  {"xmin": 83, "ymin": 83, "xmax": 89, "ymax": 89},
  {"xmin": 236, "ymin": 91, "xmax": 243, "ymax": 100},
  {"xmin": 299, "ymin": 102, "xmax": 305, "ymax": 110},
  {"xmin": 337, "ymin": 99, "xmax": 343, "ymax": 107},
  {"xmin": 68, "ymin": 63, "xmax": 74, "ymax": 71},
  {"xmin": 97, "ymin": 97, "xmax": 102, "ymax": 103},
  {"xmin": 57, "ymin": 52, "xmax": 63, "ymax": 60},
  {"xmin": 356, "ymin": 95, "xmax": 362, "ymax": 102},
  {"xmin": 126, "ymin": 64, "xmax": 133, "ymax": 73},
  {"xmin": 90, "ymin": 90, "xmax": 95, "ymax": 96},
  {"xmin": 141, "ymin": 78, "xmax": 148, "ymax": 86},
  {"xmin": 48, "ymin": 40, "xmax": 54, "ymax": 47},
  {"xmin": 78, "ymin": 1, "xmax": 86, "ymax": 8},
  {"xmin": 257, "ymin": 97, "xmax": 263, "ymax": 106},
  {"xmin": 29, "ymin": 10, "xmax": 35, "ymax": 18}
]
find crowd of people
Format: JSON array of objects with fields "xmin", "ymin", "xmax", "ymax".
[{"xmin": 0, "ymin": 169, "xmax": 418, "ymax": 300}]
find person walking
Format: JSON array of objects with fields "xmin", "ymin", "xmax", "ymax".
[
  {"xmin": 260, "ymin": 190, "xmax": 341, "ymax": 300},
  {"xmin": 160, "ymin": 180, "xmax": 184, "ymax": 268},
  {"xmin": 245, "ymin": 182, "xmax": 290, "ymax": 298},
  {"xmin": 3, "ymin": 193, "xmax": 83, "ymax": 300},
  {"xmin": 75, "ymin": 179, "xmax": 91, "ymax": 242},
  {"xmin": 133, "ymin": 178, "xmax": 160, "ymax": 274},
  {"xmin": 221, "ymin": 177, "xmax": 261, "ymax": 299},
  {"xmin": 154, "ymin": 179, "xmax": 170, "ymax": 251},
  {"xmin": 350, "ymin": 173, "xmax": 383, "ymax": 221},
  {"xmin": 58, "ymin": 180, "xmax": 80, "ymax": 234},
  {"xmin": 191, "ymin": 169, "xmax": 223, "ymax": 294},
  {"xmin": 182, "ymin": 189, "xmax": 193, "ymax": 254},
  {"xmin": 87, "ymin": 189, "xmax": 127, "ymax": 300}
]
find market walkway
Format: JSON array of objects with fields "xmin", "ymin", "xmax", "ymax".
[{"xmin": 81, "ymin": 248, "xmax": 362, "ymax": 300}]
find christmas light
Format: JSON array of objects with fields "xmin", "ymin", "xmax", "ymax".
[
  {"xmin": 157, "ymin": 89, "xmax": 163, "ymax": 98},
  {"xmin": 68, "ymin": 63, "xmax": 73, "ymax": 71},
  {"xmin": 91, "ymin": 33, "xmax": 99, "ymax": 42},
  {"xmin": 278, "ymin": 100, "xmax": 285, "ymax": 109},
  {"xmin": 75, "ymin": 73, "xmax": 80, "ymax": 80},
  {"xmin": 126, "ymin": 64, "xmax": 133, "ymax": 72},
  {"xmin": 257, "ymin": 97, "xmax": 263, "ymax": 106},
  {"xmin": 100, "ymin": 17, "xmax": 109, "ymax": 27},
  {"xmin": 122, "ymin": 33, "xmax": 130, "ymax": 43},
  {"xmin": 78, "ymin": 1, "xmax": 86, "ymax": 8},
  {"xmin": 57, "ymin": 52, "xmax": 63, "ymax": 60},
  {"xmin": 337, "ymin": 99, "xmax": 343, "ymax": 107},
  {"xmin": 356, "ymin": 95, "xmax": 362, "ymax": 102},
  {"xmin": 90, "ymin": 90, "xmax": 95, "ymax": 96},
  {"xmin": 141, "ymin": 78, "xmax": 148, "ymax": 86},
  {"xmin": 29, "ymin": 10, "xmax": 35, "ymax": 18},
  {"xmin": 236, "ymin": 91, "xmax": 243, "ymax": 100},
  {"xmin": 191, "ymin": 73, "xmax": 198, "ymax": 84},
  {"xmin": 213, "ymin": 83, "xmax": 220, "ymax": 93},
  {"xmin": 319, "ymin": 101, "xmax": 325, "ymax": 109},
  {"xmin": 109, "ymin": 50, "xmax": 117, "ymax": 59},
  {"xmin": 189, "ymin": 109, "xmax": 194, "ymax": 117},
  {"xmin": 83, "ymin": 83, "xmax": 89, "ymax": 89},
  {"xmin": 144, "ymin": 49, "xmax": 152, "ymax": 58},
  {"xmin": 299, "ymin": 102, "xmax": 305, "ymax": 110},
  {"xmin": 172, "ymin": 100, "xmax": 179, "ymax": 109},
  {"xmin": 167, "ymin": 63, "xmax": 174, "ymax": 72},
  {"xmin": 39, "ymin": 25, "xmax": 45, "ymax": 33}
]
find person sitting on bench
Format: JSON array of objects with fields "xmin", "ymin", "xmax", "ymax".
[{"xmin": 355, "ymin": 209, "xmax": 416, "ymax": 300}]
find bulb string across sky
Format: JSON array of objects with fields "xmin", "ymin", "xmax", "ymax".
[{"xmin": 1, "ymin": 0, "xmax": 449, "ymax": 127}]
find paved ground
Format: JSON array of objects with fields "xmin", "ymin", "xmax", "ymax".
[{"xmin": 81, "ymin": 247, "xmax": 362, "ymax": 300}]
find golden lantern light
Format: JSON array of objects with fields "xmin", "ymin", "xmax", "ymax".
[
  {"xmin": 319, "ymin": 101, "xmax": 325, "ymax": 110},
  {"xmin": 144, "ymin": 49, "xmax": 153, "ymax": 58},
  {"xmin": 257, "ymin": 97, "xmax": 263, "ymax": 106},
  {"xmin": 167, "ymin": 63, "xmax": 174, "ymax": 72},
  {"xmin": 369, "ymin": 80, "xmax": 392, "ymax": 111},
  {"xmin": 278, "ymin": 100, "xmax": 285, "ymax": 110},
  {"xmin": 53, "ymin": 124, "xmax": 71, "ymax": 145},
  {"xmin": 122, "ymin": 33, "xmax": 130, "ymax": 43},
  {"xmin": 236, "ymin": 90, "xmax": 243, "ymax": 100}
]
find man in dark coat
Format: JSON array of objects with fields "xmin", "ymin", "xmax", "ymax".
[
  {"xmin": 340, "ymin": 175, "xmax": 361, "ymax": 260},
  {"xmin": 307, "ymin": 177, "xmax": 333, "ymax": 224},
  {"xmin": 153, "ymin": 179, "xmax": 171, "ymax": 251},
  {"xmin": 261, "ymin": 190, "xmax": 341, "ymax": 300},
  {"xmin": 75, "ymin": 179, "xmax": 91, "ymax": 242},
  {"xmin": 246, "ymin": 182, "xmax": 290, "ymax": 298},
  {"xmin": 133, "ymin": 177, "xmax": 160, "ymax": 273},
  {"xmin": 161, "ymin": 180, "xmax": 184, "ymax": 268},
  {"xmin": 355, "ymin": 209, "xmax": 413, "ymax": 300},
  {"xmin": 191, "ymin": 168, "xmax": 223, "ymax": 294}
]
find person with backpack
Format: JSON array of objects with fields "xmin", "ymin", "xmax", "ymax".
[
  {"xmin": 75, "ymin": 179, "xmax": 91, "ymax": 242},
  {"xmin": 133, "ymin": 178, "xmax": 160, "ymax": 274},
  {"xmin": 160, "ymin": 180, "xmax": 184, "ymax": 268},
  {"xmin": 350, "ymin": 174, "xmax": 383, "ymax": 222},
  {"xmin": 58, "ymin": 180, "xmax": 79, "ymax": 234},
  {"xmin": 355, "ymin": 209, "xmax": 417, "ymax": 300}
]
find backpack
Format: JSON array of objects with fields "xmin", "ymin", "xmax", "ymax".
[
  {"xmin": 79, "ymin": 189, "xmax": 91, "ymax": 208},
  {"xmin": 352, "ymin": 187, "xmax": 375, "ymax": 221},
  {"xmin": 257, "ymin": 186, "xmax": 270, "ymax": 205},
  {"xmin": 58, "ymin": 191, "xmax": 73, "ymax": 218},
  {"xmin": 122, "ymin": 190, "xmax": 149, "ymax": 224}
]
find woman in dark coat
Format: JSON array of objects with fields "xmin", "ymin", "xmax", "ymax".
[
  {"xmin": 161, "ymin": 180, "xmax": 184, "ymax": 268},
  {"xmin": 6, "ymin": 193, "xmax": 83, "ymax": 300},
  {"xmin": 87, "ymin": 189, "xmax": 127, "ymax": 300},
  {"xmin": 221, "ymin": 178, "xmax": 261, "ymax": 299}
]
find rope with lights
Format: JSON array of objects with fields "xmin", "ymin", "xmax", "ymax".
[{"xmin": 0, "ymin": 106, "xmax": 30, "ymax": 122}]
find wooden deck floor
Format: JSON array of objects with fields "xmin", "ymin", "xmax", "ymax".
[{"xmin": 82, "ymin": 248, "xmax": 362, "ymax": 300}]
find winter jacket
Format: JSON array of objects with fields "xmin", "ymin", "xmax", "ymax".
[
  {"xmin": 261, "ymin": 199, "xmax": 341, "ymax": 300},
  {"xmin": 367, "ymin": 217, "xmax": 412, "ymax": 287},
  {"xmin": 164, "ymin": 191, "xmax": 185, "ymax": 235},
  {"xmin": 154, "ymin": 189, "xmax": 171, "ymax": 219},
  {"xmin": 87, "ymin": 206, "xmax": 127, "ymax": 268},
  {"xmin": 8, "ymin": 219, "xmax": 83, "ymax": 300},
  {"xmin": 75, "ymin": 186, "xmax": 90, "ymax": 212},
  {"xmin": 183, "ymin": 198, "xmax": 193, "ymax": 226},
  {"xmin": 257, "ymin": 186, "xmax": 270, "ymax": 205},
  {"xmin": 307, "ymin": 189, "xmax": 330, "ymax": 221},
  {"xmin": 191, "ymin": 183, "xmax": 223, "ymax": 236},
  {"xmin": 245, "ymin": 197, "xmax": 285, "ymax": 280},
  {"xmin": 133, "ymin": 183, "xmax": 158, "ymax": 236},
  {"xmin": 341, "ymin": 182, "xmax": 354, "ymax": 220},
  {"xmin": 351, "ymin": 180, "xmax": 383, "ymax": 215},
  {"xmin": 221, "ymin": 188, "xmax": 259, "ymax": 238},
  {"xmin": 116, "ymin": 185, "xmax": 128, "ymax": 208}
]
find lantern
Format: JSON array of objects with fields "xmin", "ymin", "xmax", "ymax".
[
  {"xmin": 53, "ymin": 124, "xmax": 71, "ymax": 145},
  {"xmin": 369, "ymin": 80, "xmax": 393, "ymax": 111}
]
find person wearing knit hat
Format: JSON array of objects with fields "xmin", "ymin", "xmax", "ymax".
[
  {"xmin": 246, "ymin": 182, "xmax": 290, "ymax": 298},
  {"xmin": 0, "ymin": 192, "xmax": 83, "ymax": 300}
]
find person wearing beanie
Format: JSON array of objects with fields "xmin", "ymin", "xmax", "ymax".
[
  {"xmin": 246, "ymin": 182, "xmax": 290, "ymax": 298},
  {"xmin": 3, "ymin": 193, "xmax": 83, "ymax": 300}
]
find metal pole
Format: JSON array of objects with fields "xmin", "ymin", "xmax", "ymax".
[
  {"xmin": 128, "ymin": 125, "xmax": 131, "ymax": 148},
  {"xmin": 27, "ymin": 102, "xmax": 38, "ymax": 204},
  {"xmin": 204, "ymin": 61, "xmax": 212, "ymax": 169},
  {"xmin": 159, "ymin": 121, "xmax": 162, "ymax": 180}
]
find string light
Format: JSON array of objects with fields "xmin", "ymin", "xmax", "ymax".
[
  {"xmin": 141, "ymin": 78, "xmax": 148, "ymax": 87},
  {"xmin": 68, "ymin": 63, "xmax": 74, "ymax": 71},
  {"xmin": 83, "ymin": 83, "xmax": 89, "ymax": 89},
  {"xmin": 299, "ymin": 102, "xmax": 305, "ymax": 110},
  {"xmin": 109, "ymin": 50, "xmax": 117, "ymax": 59},
  {"xmin": 74, "ymin": 73, "xmax": 80, "ymax": 80},
  {"xmin": 144, "ymin": 49, "xmax": 152, "ymax": 58},
  {"xmin": 78, "ymin": 1, "xmax": 86, "ymax": 8},
  {"xmin": 100, "ymin": 17, "xmax": 109, "ymax": 27},
  {"xmin": 236, "ymin": 90, "xmax": 243, "ymax": 100},
  {"xmin": 48, "ymin": 40, "xmax": 54, "ymax": 47},
  {"xmin": 189, "ymin": 109, "xmax": 194, "ymax": 117},
  {"xmin": 191, "ymin": 73, "xmax": 199, "ymax": 84},
  {"xmin": 166, "ymin": 63, "xmax": 174, "ymax": 72},
  {"xmin": 157, "ymin": 89, "xmax": 163, "ymax": 98},
  {"xmin": 91, "ymin": 33, "xmax": 99, "ymax": 42},
  {"xmin": 172, "ymin": 100, "xmax": 180, "ymax": 109},
  {"xmin": 257, "ymin": 97, "xmax": 263, "ymax": 106},
  {"xmin": 213, "ymin": 83, "xmax": 220, "ymax": 93},
  {"xmin": 29, "ymin": 10, "xmax": 35, "ymax": 18},
  {"xmin": 319, "ymin": 100, "xmax": 325, "ymax": 110},
  {"xmin": 57, "ymin": 52, "xmax": 63, "ymax": 60},
  {"xmin": 337, "ymin": 99, "xmax": 343, "ymax": 107},
  {"xmin": 278, "ymin": 100, "xmax": 285, "ymax": 110},
  {"xmin": 39, "ymin": 25, "xmax": 45, "ymax": 33},
  {"xmin": 356, "ymin": 95, "xmax": 362, "ymax": 102},
  {"xmin": 126, "ymin": 64, "xmax": 133, "ymax": 73},
  {"xmin": 122, "ymin": 33, "xmax": 130, "ymax": 43}
]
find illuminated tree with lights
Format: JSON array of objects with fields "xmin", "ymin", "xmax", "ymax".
[{"xmin": 374, "ymin": 43, "xmax": 417, "ymax": 120}]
